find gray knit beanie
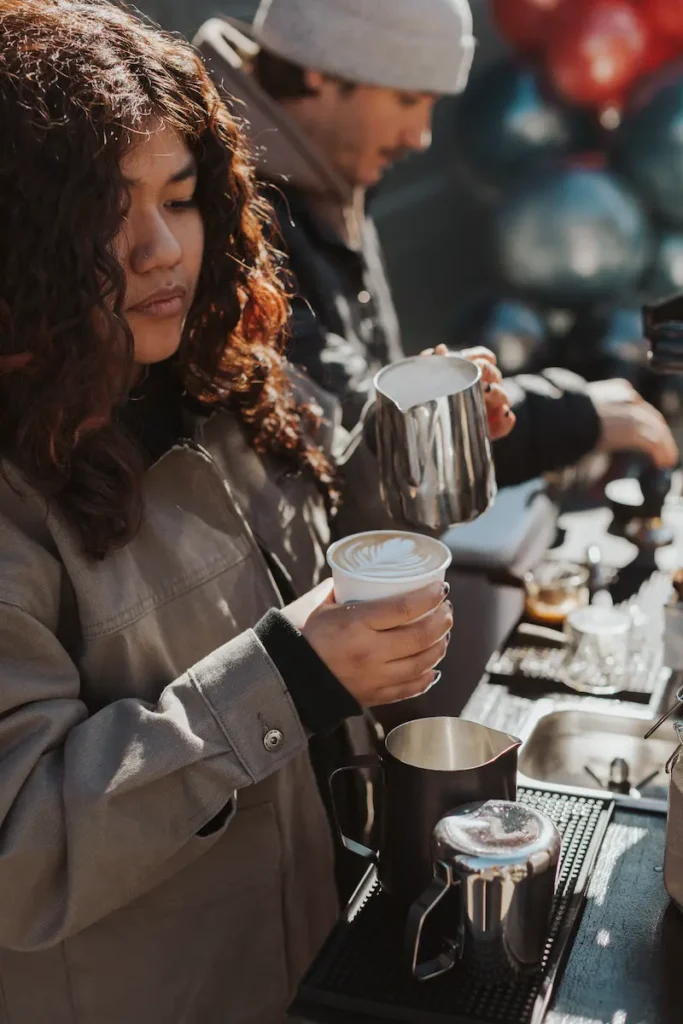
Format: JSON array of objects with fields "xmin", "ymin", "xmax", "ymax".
[{"xmin": 251, "ymin": 0, "xmax": 476, "ymax": 95}]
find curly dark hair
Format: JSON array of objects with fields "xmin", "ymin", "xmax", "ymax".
[{"xmin": 0, "ymin": 0, "xmax": 335, "ymax": 559}]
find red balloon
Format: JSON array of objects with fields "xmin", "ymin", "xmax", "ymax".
[
  {"xmin": 491, "ymin": 0, "xmax": 566, "ymax": 53},
  {"xmin": 547, "ymin": 1, "xmax": 650, "ymax": 107},
  {"xmin": 641, "ymin": 31, "xmax": 681, "ymax": 76},
  {"xmin": 648, "ymin": 0, "xmax": 683, "ymax": 40}
]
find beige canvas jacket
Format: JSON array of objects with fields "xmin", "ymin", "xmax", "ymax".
[{"xmin": 0, "ymin": 373, "xmax": 390, "ymax": 1024}]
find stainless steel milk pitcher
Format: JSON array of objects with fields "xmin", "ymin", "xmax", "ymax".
[
  {"xmin": 405, "ymin": 800, "xmax": 561, "ymax": 982},
  {"xmin": 374, "ymin": 354, "xmax": 496, "ymax": 532},
  {"xmin": 330, "ymin": 717, "xmax": 521, "ymax": 906}
]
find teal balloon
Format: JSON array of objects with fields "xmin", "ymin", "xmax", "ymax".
[
  {"xmin": 555, "ymin": 306, "xmax": 648, "ymax": 386},
  {"xmin": 643, "ymin": 231, "xmax": 683, "ymax": 301},
  {"xmin": 452, "ymin": 298, "xmax": 546, "ymax": 374},
  {"xmin": 456, "ymin": 59, "xmax": 596, "ymax": 190},
  {"xmin": 496, "ymin": 169, "xmax": 651, "ymax": 303},
  {"xmin": 479, "ymin": 300, "xmax": 546, "ymax": 373},
  {"xmin": 615, "ymin": 73, "xmax": 683, "ymax": 226}
]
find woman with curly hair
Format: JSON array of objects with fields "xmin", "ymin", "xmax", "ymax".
[{"xmin": 0, "ymin": 1, "xmax": 460, "ymax": 1021}]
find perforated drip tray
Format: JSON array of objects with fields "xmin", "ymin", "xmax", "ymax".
[{"xmin": 290, "ymin": 789, "xmax": 613, "ymax": 1024}]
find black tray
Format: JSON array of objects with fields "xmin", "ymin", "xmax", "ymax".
[
  {"xmin": 486, "ymin": 559, "xmax": 672, "ymax": 704},
  {"xmin": 291, "ymin": 788, "xmax": 613, "ymax": 1024},
  {"xmin": 486, "ymin": 634, "xmax": 660, "ymax": 705}
]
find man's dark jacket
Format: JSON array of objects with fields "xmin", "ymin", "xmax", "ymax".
[{"xmin": 195, "ymin": 18, "xmax": 602, "ymax": 488}]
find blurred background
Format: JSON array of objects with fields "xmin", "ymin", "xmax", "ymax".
[{"xmin": 136, "ymin": 0, "xmax": 683, "ymax": 425}]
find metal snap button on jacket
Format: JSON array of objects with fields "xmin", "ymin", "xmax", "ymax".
[{"xmin": 263, "ymin": 728, "xmax": 284, "ymax": 752}]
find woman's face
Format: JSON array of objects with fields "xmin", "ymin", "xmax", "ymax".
[{"xmin": 114, "ymin": 123, "xmax": 205, "ymax": 365}]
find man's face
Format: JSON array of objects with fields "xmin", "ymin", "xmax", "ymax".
[{"xmin": 302, "ymin": 75, "xmax": 437, "ymax": 188}]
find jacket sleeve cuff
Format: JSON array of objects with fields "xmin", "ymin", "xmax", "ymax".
[
  {"xmin": 495, "ymin": 370, "xmax": 601, "ymax": 485},
  {"xmin": 188, "ymin": 629, "xmax": 309, "ymax": 784},
  {"xmin": 254, "ymin": 609, "xmax": 360, "ymax": 735}
]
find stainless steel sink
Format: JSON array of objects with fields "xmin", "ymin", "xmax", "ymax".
[{"xmin": 518, "ymin": 701, "xmax": 679, "ymax": 813}]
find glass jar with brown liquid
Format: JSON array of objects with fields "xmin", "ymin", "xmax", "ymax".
[{"xmin": 523, "ymin": 562, "xmax": 589, "ymax": 626}]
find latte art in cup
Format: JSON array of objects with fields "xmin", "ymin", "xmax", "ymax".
[
  {"xmin": 327, "ymin": 530, "xmax": 452, "ymax": 604},
  {"xmin": 333, "ymin": 535, "xmax": 447, "ymax": 581}
]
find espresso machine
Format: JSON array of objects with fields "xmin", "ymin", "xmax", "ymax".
[
  {"xmin": 644, "ymin": 293, "xmax": 683, "ymax": 375},
  {"xmin": 605, "ymin": 463, "xmax": 676, "ymax": 550},
  {"xmin": 598, "ymin": 295, "xmax": 683, "ymax": 552},
  {"xmin": 642, "ymin": 294, "xmax": 683, "ymax": 914}
]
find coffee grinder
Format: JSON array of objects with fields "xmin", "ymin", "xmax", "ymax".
[
  {"xmin": 602, "ymin": 295, "xmax": 683, "ymax": 552},
  {"xmin": 644, "ymin": 293, "xmax": 683, "ymax": 376},
  {"xmin": 605, "ymin": 464, "xmax": 675, "ymax": 550}
]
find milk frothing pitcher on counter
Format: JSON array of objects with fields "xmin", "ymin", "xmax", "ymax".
[
  {"xmin": 329, "ymin": 717, "xmax": 521, "ymax": 906},
  {"xmin": 405, "ymin": 800, "xmax": 561, "ymax": 982},
  {"xmin": 373, "ymin": 354, "xmax": 497, "ymax": 532}
]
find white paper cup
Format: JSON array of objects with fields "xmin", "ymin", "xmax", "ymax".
[{"xmin": 326, "ymin": 530, "xmax": 452, "ymax": 604}]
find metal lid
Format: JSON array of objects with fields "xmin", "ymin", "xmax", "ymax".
[{"xmin": 432, "ymin": 800, "xmax": 561, "ymax": 874}]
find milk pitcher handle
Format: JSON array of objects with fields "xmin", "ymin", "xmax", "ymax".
[
  {"xmin": 329, "ymin": 754, "xmax": 384, "ymax": 862},
  {"xmin": 405, "ymin": 863, "xmax": 461, "ymax": 982}
]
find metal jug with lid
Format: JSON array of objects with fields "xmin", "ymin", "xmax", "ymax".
[
  {"xmin": 643, "ymin": 688, "xmax": 683, "ymax": 911},
  {"xmin": 405, "ymin": 800, "xmax": 561, "ymax": 981},
  {"xmin": 330, "ymin": 717, "xmax": 521, "ymax": 905}
]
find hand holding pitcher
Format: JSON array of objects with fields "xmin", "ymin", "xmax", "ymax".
[
  {"xmin": 374, "ymin": 353, "xmax": 497, "ymax": 532},
  {"xmin": 421, "ymin": 344, "xmax": 516, "ymax": 440}
]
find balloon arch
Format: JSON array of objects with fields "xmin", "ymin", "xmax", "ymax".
[{"xmin": 449, "ymin": 0, "xmax": 683, "ymax": 415}]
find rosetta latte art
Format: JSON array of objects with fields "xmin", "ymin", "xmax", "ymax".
[{"xmin": 334, "ymin": 535, "xmax": 445, "ymax": 580}]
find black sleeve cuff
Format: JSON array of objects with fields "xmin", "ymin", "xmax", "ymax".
[
  {"xmin": 254, "ymin": 609, "xmax": 361, "ymax": 735},
  {"xmin": 494, "ymin": 374, "xmax": 601, "ymax": 488}
]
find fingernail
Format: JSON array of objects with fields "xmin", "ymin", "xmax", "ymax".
[
  {"xmin": 446, "ymin": 631, "xmax": 452, "ymax": 643},
  {"xmin": 442, "ymin": 582, "xmax": 450, "ymax": 598},
  {"xmin": 485, "ymin": 383, "xmax": 492, "ymax": 393},
  {"xmin": 430, "ymin": 671, "xmax": 442, "ymax": 688}
]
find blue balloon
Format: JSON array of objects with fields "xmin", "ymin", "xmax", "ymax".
[
  {"xmin": 556, "ymin": 306, "xmax": 648, "ymax": 387},
  {"xmin": 600, "ymin": 308, "xmax": 649, "ymax": 380},
  {"xmin": 451, "ymin": 298, "xmax": 546, "ymax": 374},
  {"xmin": 496, "ymin": 169, "xmax": 651, "ymax": 303},
  {"xmin": 615, "ymin": 72, "xmax": 683, "ymax": 226},
  {"xmin": 643, "ymin": 231, "xmax": 683, "ymax": 301},
  {"xmin": 455, "ymin": 59, "xmax": 597, "ymax": 191},
  {"xmin": 479, "ymin": 299, "xmax": 546, "ymax": 374}
]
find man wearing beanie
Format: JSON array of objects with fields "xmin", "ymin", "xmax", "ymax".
[{"xmin": 195, "ymin": 0, "xmax": 677, "ymax": 485}]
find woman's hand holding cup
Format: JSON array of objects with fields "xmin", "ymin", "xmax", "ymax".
[
  {"xmin": 285, "ymin": 531, "xmax": 453, "ymax": 706},
  {"xmin": 283, "ymin": 579, "xmax": 453, "ymax": 707}
]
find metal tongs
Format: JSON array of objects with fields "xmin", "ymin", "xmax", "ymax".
[{"xmin": 644, "ymin": 683, "xmax": 683, "ymax": 773}]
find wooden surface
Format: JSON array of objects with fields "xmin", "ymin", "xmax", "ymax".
[
  {"xmin": 547, "ymin": 810, "xmax": 683, "ymax": 1024},
  {"xmin": 458, "ymin": 495, "xmax": 683, "ymax": 1023}
]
